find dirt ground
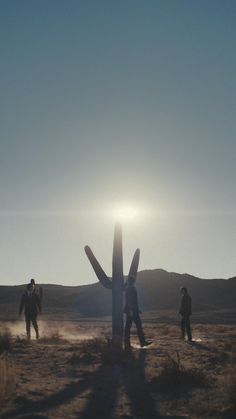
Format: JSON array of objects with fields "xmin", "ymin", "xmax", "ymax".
[{"xmin": 0, "ymin": 320, "xmax": 236, "ymax": 419}]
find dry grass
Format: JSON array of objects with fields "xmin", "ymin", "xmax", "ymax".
[
  {"xmin": 70, "ymin": 338, "xmax": 132, "ymax": 365},
  {"xmin": 227, "ymin": 367, "xmax": 236, "ymax": 412},
  {"xmin": 69, "ymin": 338, "xmax": 107, "ymax": 365},
  {"xmin": 38, "ymin": 331, "xmax": 69, "ymax": 345},
  {"xmin": 223, "ymin": 348, "xmax": 236, "ymax": 414},
  {"xmin": 77, "ymin": 337, "xmax": 107, "ymax": 353},
  {"xmin": 1, "ymin": 320, "xmax": 236, "ymax": 418},
  {"xmin": 0, "ymin": 355, "xmax": 16, "ymax": 403},
  {"xmin": 0, "ymin": 331, "xmax": 12, "ymax": 354},
  {"xmin": 150, "ymin": 351, "xmax": 208, "ymax": 393}
]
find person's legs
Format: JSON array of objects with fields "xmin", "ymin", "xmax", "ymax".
[
  {"xmin": 32, "ymin": 315, "xmax": 39, "ymax": 339},
  {"xmin": 185, "ymin": 316, "xmax": 192, "ymax": 341},
  {"xmin": 133, "ymin": 314, "xmax": 146, "ymax": 346},
  {"xmin": 124, "ymin": 315, "xmax": 133, "ymax": 349},
  {"xmin": 180, "ymin": 317, "xmax": 185, "ymax": 339},
  {"xmin": 25, "ymin": 315, "xmax": 31, "ymax": 339}
]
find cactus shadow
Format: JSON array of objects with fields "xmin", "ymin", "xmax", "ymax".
[
  {"xmin": 1, "ymin": 378, "xmax": 89, "ymax": 418},
  {"xmin": 79, "ymin": 349, "xmax": 172, "ymax": 419},
  {"xmin": 2, "ymin": 349, "xmax": 185, "ymax": 419}
]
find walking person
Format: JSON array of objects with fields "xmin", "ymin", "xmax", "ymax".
[
  {"xmin": 124, "ymin": 275, "xmax": 151, "ymax": 350},
  {"xmin": 19, "ymin": 283, "xmax": 42, "ymax": 339},
  {"xmin": 179, "ymin": 287, "xmax": 192, "ymax": 342}
]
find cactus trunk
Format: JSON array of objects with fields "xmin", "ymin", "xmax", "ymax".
[
  {"xmin": 112, "ymin": 224, "xmax": 124, "ymax": 348},
  {"xmin": 85, "ymin": 223, "xmax": 140, "ymax": 350}
]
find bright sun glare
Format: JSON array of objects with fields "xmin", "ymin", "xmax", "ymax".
[{"xmin": 111, "ymin": 205, "xmax": 140, "ymax": 222}]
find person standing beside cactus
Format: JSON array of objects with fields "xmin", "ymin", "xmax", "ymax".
[{"xmin": 124, "ymin": 275, "xmax": 152, "ymax": 350}]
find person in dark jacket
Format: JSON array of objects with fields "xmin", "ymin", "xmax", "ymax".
[
  {"xmin": 19, "ymin": 283, "xmax": 42, "ymax": 339},
  {"xmin": 179, "ymin": 287, "xmax": 192, "ymax": 341},
  {"xmin": 124, "ymin": 275, "xmax": 151, "ymax": 350}
]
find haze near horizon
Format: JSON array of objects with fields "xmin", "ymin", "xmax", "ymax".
[{"xmin": 0, "ymin": 1, "xmax": 235, "ymax": 286}]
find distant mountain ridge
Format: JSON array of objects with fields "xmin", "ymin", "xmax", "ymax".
[{"xmin": 0, "ymin": 269, "xmax": 236, "ymax": 319}]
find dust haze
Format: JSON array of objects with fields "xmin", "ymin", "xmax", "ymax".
[{"xmin": 0, "ymin": 320, "xmax": 110, "ymax": 342}]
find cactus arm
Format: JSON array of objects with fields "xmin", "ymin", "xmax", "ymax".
[
  {"xmin": 127, "ymin": 248, "xmax": 140, "ymax": 282},
  {"xmin": 84, "ymin": 246, "xmax": 112, "ymax": 289}
]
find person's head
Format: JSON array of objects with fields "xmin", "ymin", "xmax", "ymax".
[
  {"xmin": 127, "ymin": 275, "xmax": 136, "ymax": 286},
  {"xmin": 30, "ymin": 278, "xmax": 35, "ymax": 290},
  {"xmin": 180, "ymin": 287, "xmax": 188, "ymax": 295}
]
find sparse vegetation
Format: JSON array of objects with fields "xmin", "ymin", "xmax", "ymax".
[
  {"xmin": 0, "ymin": 320, "xmax": 236, "ymax": 418},
  {"xmin": 0, "ymin": 331, "xmax": 12, "ymax": 354},
  {"xmin": 38, "ymin": 331, "xmax": 68, "ymax": 344},
  {"xmin": 70, "ymin": 338, "xmax": 132, "ymax": 365},
  {"xmin": 223, "ymin": 349, "xmax": 236, "ymax": 414},
  {"xmin": 150, "ymin": 351, "xmax": 208, "ymax": 393},
  {"xmin": 0, "ymin": 355, "xmax": 16, "ymax": 403},
  {"xmin": 69, "ymin": 338, "xmax": 106, "ymax": 364},
  {"xmin": 78, "ymin": 337, "xmax": 107, "ymax": 353},
  {"xmin": 226, "ymin": 367, "xmax": 236, "ymax": 412}
]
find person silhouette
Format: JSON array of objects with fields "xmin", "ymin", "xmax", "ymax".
[
  {"xmin": 19, "ymin": 283, "xmax": 42, "ymax": 339},
  {"xmin": 179, "ymin": 287, "xmax": 192, "ymax": 342},
  {"xmin": 124, "ymin": 275, "xmax": 151, "ymax": 350}
]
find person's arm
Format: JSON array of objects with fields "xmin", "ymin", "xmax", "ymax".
[
  {"xmin": 130, "ymin": 287, "xmax": 139, "ymax": 314},
  {"xmin": 179, "ymin": 296, "xmax": 184, "ymax": 315},
  {"xmin": 189, "ymin": 296, "xmax": 192, "ymax": 316},
  {"xmin": 19, "ymin": 294, "xmax": 25, "ymax": 316}
]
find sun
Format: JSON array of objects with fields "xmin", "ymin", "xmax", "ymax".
[{"xmin": 111, "ymin": 205, "xmax": 140, "ymax": 222}]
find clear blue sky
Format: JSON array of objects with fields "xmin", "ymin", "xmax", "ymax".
[{"xmin": 0, "ymin": 1, "xmax": 235, "ymax": 285}]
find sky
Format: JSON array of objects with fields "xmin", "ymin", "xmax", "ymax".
[{"xmin": 0, "ymin": 0, "xmax": 235, "ymax": 286}]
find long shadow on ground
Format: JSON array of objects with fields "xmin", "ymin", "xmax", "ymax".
[{"xmin": 2, "ymin": 349, "xmax": 186, "ymax": 419}]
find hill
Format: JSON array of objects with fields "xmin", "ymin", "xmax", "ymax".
[{"xmin": 0, "ymin": 269, "xmax": 236, "ymax": 320}]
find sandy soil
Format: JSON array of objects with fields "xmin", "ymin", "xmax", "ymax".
[{"xmin": 0, "ymin": 320, "xmax": 236, "ymax": 419}]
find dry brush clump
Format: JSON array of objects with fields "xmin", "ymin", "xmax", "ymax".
[
  {"xmin": 226, "ymin": 368, "xmax": 236, "ymax": 413},
  {"xmin": 69, "ymin": 337, "xmax": 133, "ymax": 365},
  {"xmin": 69, "ymin": 338, "xmax": 107, "ymax": 364},
  {"xmin": 150, "ymin": 351, "xmax": 208, "ymax": 394},
  {"xmin": 0, "ymin": 331, "xmax": 12, "ymax": 354},
  {"xmin": 0, "ymin": 355, "xmax": 16, "ymax": 403},
  {"xmin": 223, "ymin": 350, "xmax": 236, "ymax": 413},
  {"xmin": 38, "ymin": 330, "xmax": 69, "ymax": 344}
]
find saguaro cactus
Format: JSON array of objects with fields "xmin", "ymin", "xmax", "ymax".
[{"xmin": 84, "ymin": 223, "xmax": 140, "ymax": 349}]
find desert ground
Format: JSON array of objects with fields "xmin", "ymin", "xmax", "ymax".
[{"xmin": 0, "ymin": 317, "xmax": 236, "ymax": 419}]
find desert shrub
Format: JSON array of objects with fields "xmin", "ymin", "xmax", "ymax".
[
  {"xmin": 38, "ymin": 331, "xmax": 68, "ymax": 344},
  {"xmin": 70, "ymin": 338, "xmax": 131, "ymax": 365},
  {"xmin": 69, "ymin": 338, "xmax": 107, "ymax": 364},
  {"xmin": 159, "ymin": 326, "xmax": 170, "ymax": 336},
  {"xmin": 0, "ymin": 355, "xmax": 16, "ymax": 403},
  {"xmin": 99, "ymin": 342, "xmax": 132, "ymax": 365},
  {"xmin": 70, "ymin": 351, "xmax": 94, "ymax": 364},
  {"xmin": 224, "ymin": 351, "xmax": 236, "ymax": 413},
  {"xmin": 226, "ymin": 368, "xmax": 236, "ymax": 412},
  {"xmin": 208, "ymin": 350, "xmax": 229, "ymax": 366},
  {"xmin": 0, "ymin": 332, "xmax": 12, "ymax": 354},
  {"xmin": 78, "ymin": 337, "xmax": 107, "ymax": 353},
  {"xmin": 223, "ymin": 340, "xmax": 236, "ymax": 352},
  {"xmin": 232, "ymin": 348, "xmax": 236, "ymax": 364},
  {"xmin": 150, "ymin": 351, "xmax": 208, "ymax": 393}
]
